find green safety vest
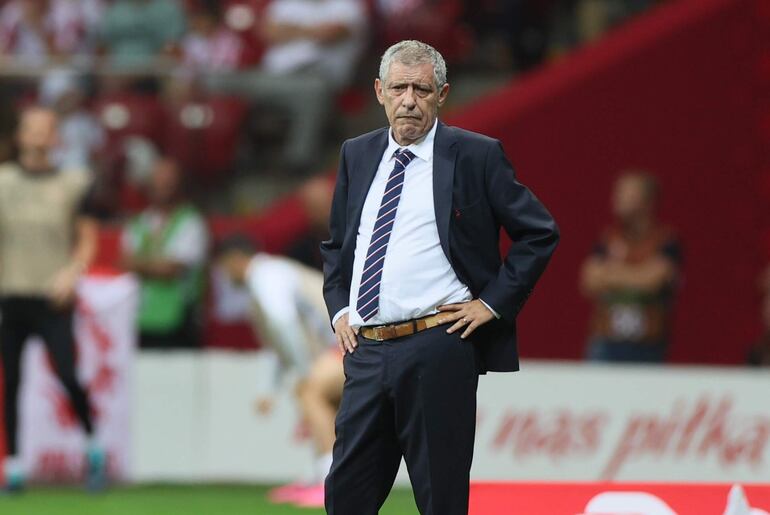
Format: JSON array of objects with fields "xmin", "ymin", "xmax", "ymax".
[{"xmin": 129, "ymin": 205, "xmax": 205, "ymax": 333}]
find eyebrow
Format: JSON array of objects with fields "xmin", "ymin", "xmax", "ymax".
[{"xmin": 388, "ymin": 81, "xmax": 434, "ymax": 90}]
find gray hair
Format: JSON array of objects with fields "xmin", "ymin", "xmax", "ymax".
[{"xmin": 379, "ymin": 40, "xmax": 447, "ymax": 88}]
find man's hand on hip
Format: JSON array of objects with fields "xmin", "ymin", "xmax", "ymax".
[
  {"xmin": 438, "ymin": 300, "xmax": 495, "ymax": 339},
  {"xmin": 334, "ymin": 312, "xmax": 359, "ymax": 354}
]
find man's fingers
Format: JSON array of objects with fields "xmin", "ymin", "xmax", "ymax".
[
  {"xmin": 347, "ymin": 328, "xmax": 359, "ymax": 348},
  {"xmin": 340, "ymin": 331, "xmax": 352, "ymax": 353},
  {"xmin": 437, "ymin": 303, "xmax": 463, "ymax": 312},
  {"xmin": 446, "ymin": 317, "xmax": 469, "ymax": 334},
  {"xmin": 461, "ymin": 320, "xmax": 480, "ymax": 339},
  {"xmin": 341, "ymin": 329, "xmax": 357, "ymax": 353}
]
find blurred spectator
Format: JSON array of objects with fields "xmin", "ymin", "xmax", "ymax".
[
  {"xmin": 214, "ymin": 234, "xmax": 341, "ymax": 506},
  {"xmin": 576, "ymin": 0, "xmax": 657, "ymax": 42},
  {"xmin": 39, "ymin": 68, "xmax": 105, "ymax": 170},
  {"xmin": 0, "ymin": 0, "xmax": 104, "ymax": 65},
  {"xmin": 261, "ymin": 0, "xmax": 367, "ymax": 89},
  {"xmin": 0, "ymin": 107, "xmax": 105, "ymax": 492},
  {"xmin": 580, "ymin": 171, "xmax": 680, "ymax": 363},
  {"xmin": 205, "ymin": 0, "xmax": 367, "ymax": 170},
  {"xmin": 99, "ymin": 0, "xmax": 186, "ymax": 68},
  {"xmin": 180, "ymin": 0, "xmax": 245, "ymax": 73},
  {"xmin": 286, "ymin": 176, "xmax": 333, "ymax": 270},
  {"xmin": 375, "ymin": 0, "xmax": 470, "ymax": 64},
  {"xmin": 121, "ymin": 156, "xmax": 209, "ymax": 349},
  {"xmin": 748, "ymin": 275, "xmax": 770, "ymax": 366}
]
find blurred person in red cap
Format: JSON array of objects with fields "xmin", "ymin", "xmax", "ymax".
[
  {"xmin": 215, "ymin": 234, "xmax": 343, "ymax": 508},
  {"xmin": 580, "ymin": 171, "xmax": 681, "ymax": 362},
  {"xmin": 0, "ymin": 107, "xmax": 104, "ymax": 493}
]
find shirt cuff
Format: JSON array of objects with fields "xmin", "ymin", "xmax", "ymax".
[
  {"xmin": 479, "ymin": 299, "xmax": 501, "ymax": 319},
  {"xmin": 331, "ymin": 307, "xmax": 350, "ymax": 329}
]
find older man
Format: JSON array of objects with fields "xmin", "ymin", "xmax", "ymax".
[{"xmin": 321, "ymin": 40, "xmax": 559, "ymax": 514}]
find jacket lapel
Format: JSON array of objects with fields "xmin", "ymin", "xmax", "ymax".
[
  {"xmin": 433, "ymin": 121, "xmax": 456, "ymax": 264},
  {"xmin": 347, "ymin": 128, "xmax": 389, "ymax": 242}
]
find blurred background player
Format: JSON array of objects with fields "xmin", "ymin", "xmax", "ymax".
[
  {"xmin": 0, "ymin": 107, "xmax": 104, "ymax": 492},
  {"xmin": 580, "ymin": 171, "xmax": 681, "ymax": 363},
  {"xmin": 121, "ymin": 156, "xmax": 209, "ymax": 350},
  {"xmin": 215, "ymin": 234, "xmax": 343, "ymax": 508}
]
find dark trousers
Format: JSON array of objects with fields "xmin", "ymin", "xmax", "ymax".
[
  {"xmin": 325, "ymin": 325, "xmax": 479, "ymax": 515},
  {"xmin": 0, "ymin": 297, "xmax": 94, "ymax": 456}
]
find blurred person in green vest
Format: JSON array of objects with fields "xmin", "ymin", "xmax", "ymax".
[{"xmin": 121, "ymin": 156, "xmax": 208, "ymax": 349}]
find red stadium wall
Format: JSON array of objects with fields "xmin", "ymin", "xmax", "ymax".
[{"xmin": 444, "ymin": 0, "xmax": 766, "ymax": 363}]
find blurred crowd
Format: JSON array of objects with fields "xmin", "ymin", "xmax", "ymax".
[
  {"xmin": 0, "ymin": 0, "xmax": 663, "ymax": 219},
  {"xmin": 1, "ymin": 0, "xmax": 718, "ymax": 365}
]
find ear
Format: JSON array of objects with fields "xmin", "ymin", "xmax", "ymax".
[
  {"xmin": 437, "ymin": 83, "xmax": 450, "ymax": 108},
  {"xmin": 374, "ymin": 78, "xmax": 385, "ymax": 106}
]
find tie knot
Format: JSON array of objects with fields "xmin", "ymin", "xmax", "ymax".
[{"xmin": 394, "ymin": 148, "xmax": 416, "ymax": 162}]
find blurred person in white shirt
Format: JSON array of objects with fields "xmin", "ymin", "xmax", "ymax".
[
  {"xmin": 39, "ymin": 68, "xmax": 104, "ymax": 171},
  {"xmin": 215, "ymin": 234, "xmax": 343, "ymax": 509},
  {"xmin": 204, "ymin": 0, "xmax": 368, "ymax": 171},
  {"xmin": 0, "ymin": 0, "xmax": 104, "ymax": 65},
  {"xmin": 180, "ymin": 0, "xmax": 245, "ymax": 73},
  {"xmin": 261, "ymin": 0, "xmax": 367, "ymax": 90}
]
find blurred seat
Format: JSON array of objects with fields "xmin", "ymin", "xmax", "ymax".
[
  {"xmin": 163, "ymin": 96, "xmax": 249, "ymax": 183},
  {"xmin": 222, "ymin": 0, "xmax": 269, "ymax": 67},
  {"xmin": 374, "ymin": 0, "xmax": 473, "ymax": 63},
  {"xmin": 93, "ymin": 93, "xmax": 167, "ymax": 151}
]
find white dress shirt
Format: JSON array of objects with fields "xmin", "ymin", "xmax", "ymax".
[{"xmin": 334, "ymin": 120, "xmax": 473, "ymax": 328}]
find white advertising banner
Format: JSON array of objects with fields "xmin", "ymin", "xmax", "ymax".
[
  {"xmin": 472, "ymin": 363, "xmax": 770, "ymax": 482},
  {"xmin": 20, "ymin": 274, "xmax": 138, "ymax": 482},
  {"xmin": 131, "ymin": 354, "xmax": 770, "ymax": 484}
]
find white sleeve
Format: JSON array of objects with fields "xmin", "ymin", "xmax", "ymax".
[
  {"xmin": 331, "ymin": 306, "xmax": 349, "ymax": 329},
  {"xmin": 248, "ymin": 261, "xmax": 315, "ymax": 378},
  {"xmin": 164, "ymin": 214, "xmax": 209, "ymax": 266},
  {"xmin": 329, "ymin": 0, "xmax": 366, "ymax": 27}
]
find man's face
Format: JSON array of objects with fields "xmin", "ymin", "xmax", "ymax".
[
  {"xmin": 375, "ymin": 61, "xmax": 449, "ymax": 146},
  {"xmin": 217, "ymin": 251, "xmax": 250, "ymax": 285},
  {"xmin": 612, "ymin": 176, "xmax": 650, "ymax": 222},
  {"xmin": 16, "ymin": 108, "xmax": 58, "ymax": 173},
  {"xmin": 149, "ymin": 159, "xmax": 181, "ymax": 206}
]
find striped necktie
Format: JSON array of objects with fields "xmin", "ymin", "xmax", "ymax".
[{"xmin": 356, "ymin": 148, "xmax": 416, "ymax": 322}]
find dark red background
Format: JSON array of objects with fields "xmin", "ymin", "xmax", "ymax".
[{"xmin": 447, "ymin": 0, "xmax": 768, "ymax": 363}]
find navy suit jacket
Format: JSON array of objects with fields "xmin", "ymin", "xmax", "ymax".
[{"xmin": 320, "ymin": 121, "xmax": 559, "ymax": 372}]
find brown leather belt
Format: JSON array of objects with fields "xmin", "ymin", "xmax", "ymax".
[{"xmin": 360, "ymin": 313, "xmax": 454, "ymax": 342}]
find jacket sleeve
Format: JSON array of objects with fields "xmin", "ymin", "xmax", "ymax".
[
  {"xmin": 478, "ymin": 141, "xmax": 560, "ymax": 321},
  {"xmin": 320, "ymin": 141, "xmax": 352, "ymax": 324}
]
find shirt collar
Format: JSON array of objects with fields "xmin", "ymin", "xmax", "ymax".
[{"xmin": 386, "ymin": 118, "xmax": 437, "ymax": 163}]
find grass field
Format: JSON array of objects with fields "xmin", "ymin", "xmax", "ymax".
[{"xmin": 0, "ymin": 484, "xmax": 419, "ymax": 514}]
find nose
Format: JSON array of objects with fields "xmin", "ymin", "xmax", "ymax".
[{"xmin": 402, "ymin": 86, "xmax": 417, "ymax": 109}]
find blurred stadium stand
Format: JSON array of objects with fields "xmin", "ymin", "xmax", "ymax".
[{"xmin": 83, "ymin": 0, "xmax": 758, "ymax": 364}]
